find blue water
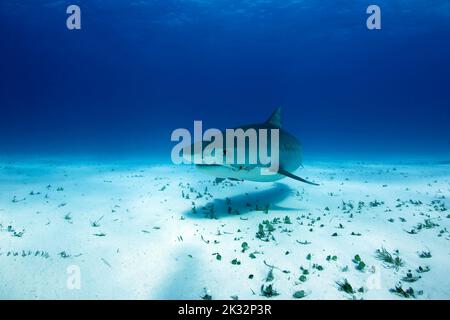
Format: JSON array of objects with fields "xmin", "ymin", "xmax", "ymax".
[{"xmin": 1, "ymin": 1, "xmax": 449, "ymax": 162}]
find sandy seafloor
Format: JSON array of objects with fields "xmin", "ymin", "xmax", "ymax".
[{"xmin": 0, "ymin": 158, "xmax": 449, "ymax": 300}]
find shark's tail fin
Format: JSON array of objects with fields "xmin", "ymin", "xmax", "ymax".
[{"xmin": 266, "ymin": 107, "xmax": 282, "ymax": 128}]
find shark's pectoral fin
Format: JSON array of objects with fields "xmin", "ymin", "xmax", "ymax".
[{"xmin": 278, "ymin": 168, "xmax": 319, "ymax": 186}]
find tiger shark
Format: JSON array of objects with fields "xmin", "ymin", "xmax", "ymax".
[{"xmin": 190, "ymin": 107, "xmax": 319, "ymax": 185}]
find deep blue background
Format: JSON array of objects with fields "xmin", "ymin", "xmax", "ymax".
[{"xmin": 1, "ymin": 1, "xmax": 449, "ymax": 161}]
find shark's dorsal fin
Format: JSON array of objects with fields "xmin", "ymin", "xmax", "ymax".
[{"xmin": 266, "ymin": 107, "xmax": 282, "ymax": 128}]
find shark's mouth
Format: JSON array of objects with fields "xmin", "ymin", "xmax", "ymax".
[
  {"xmin": 195, "ymin": 164, "xmax": 221, "ymax": 167},
  {"xmin": 196, "ymin": 163, "xmax": 253, "ymax": 172}
]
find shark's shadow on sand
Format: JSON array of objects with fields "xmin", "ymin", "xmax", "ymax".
[
  {"xmin": 183, "ymin": 183, "xmax": 299, "ymax": 219},
  {"xmin": 155, "ymin": 246, "xmax": 203, "ymax": 299}
]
